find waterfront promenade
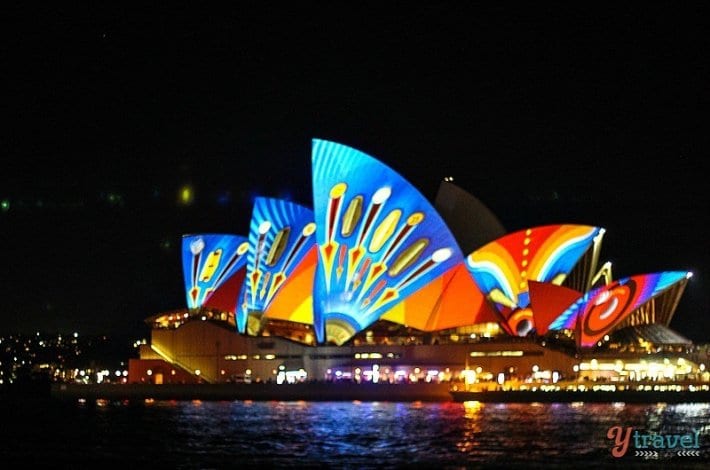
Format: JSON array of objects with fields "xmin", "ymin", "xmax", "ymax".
[
  {"xmin": 50, "ymin": 381, "xmax": 454, "ymax": 402},
  {"xmin": 50, "ymin": 380, "xmax": 710, "ymax": 403}
]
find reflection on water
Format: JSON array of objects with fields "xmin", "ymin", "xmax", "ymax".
[{"xmin": 2, "ymin": 398, "xmax": 709, "ymax": 468}]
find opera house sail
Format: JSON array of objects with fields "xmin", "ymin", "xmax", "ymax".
[
  {"xmin": 236, "ymin": 196, "xmax": 317, "ymax": 338},
  {"xmin": 181, "ymin": 233, "xmax": 249, "ymax": 322},
  {"xmin": 311, "ymin": 138, "xmax": 493, "ymax": 345},
  {"xmin": 465, "ymin": 224, "xmax": 603, "ymax": 337}
]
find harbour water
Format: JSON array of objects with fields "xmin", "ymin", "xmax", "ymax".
[{"xmin": 2, "ymin": 397, "xmax": 709, "ymax": 468}]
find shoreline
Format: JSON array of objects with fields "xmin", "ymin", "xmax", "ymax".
[
  {"xmin": 450, "ymin": 389, "xmax": 710, "ymax": 404},
  {"xmin": 45, "ymin": 382, "xmax": 710, "ymax": 404},
  {"xmin": 50, "ymin": 381, "xmax": 454, "ymax": 402}
]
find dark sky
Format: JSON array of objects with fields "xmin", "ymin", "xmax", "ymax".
[{"xmin": 2, "ymin": 4, "xmax": 708, "ymax": 341}]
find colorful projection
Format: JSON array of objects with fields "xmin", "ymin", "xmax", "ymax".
[
  {"xmin": 547, "ymin": 271, "xmax": 690, "ymax": 347},
  {"xmin": 174, "ymin": 139, "xmax": 692, "ymax": 352},
  {"xmin": 182, "ymin": 234, "xmax": 249, "ymax": 310},
  {"xmin": 311, "ymin": 138, "xmax": 465, "ymax": 345},
  {"xmin": 236, "ymin": 197, "xmax": 317, "ymax": 335},
  {"xmin": 526, "ymin": 280, "xmax": 582, "ymax": 335},
  {"xmin": 380, "ymin": 262, "xmax": 499, "ymax": 331},
  {"xmin": 466, "ymin": 224, "xmax": 601, "ymax": 336}
]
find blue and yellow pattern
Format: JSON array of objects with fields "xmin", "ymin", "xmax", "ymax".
[
  {"xmin": 181, "ymin": 234, "xmax": 249, "ymax": 310},
  {"xmin": 236, "ymin": 197, "xmax": 316, "ymax": 334},
  {"xmin": 311, "ymin": 138, "xmax": 464, "ymax": 344}
]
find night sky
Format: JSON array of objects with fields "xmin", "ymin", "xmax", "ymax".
[{"xmin": 3, "ymin": 4, "xmax": 708, "ymax": 341}]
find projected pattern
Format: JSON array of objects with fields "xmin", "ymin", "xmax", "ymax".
[
  {"xmin": 548, "ymin": 271, "xmax": 690, "ymax": 347},
  {"xmin": 311, "ymin": 139, "xmax": 463, "ymax": 344},
  {"xmin": 182, "ymin": 234, "xmax": 249, "ymax": 310},
  {"xmin": 466, "ymin": 224, "xmax": 601, "ymax": 336},
  {"xmin": 380, "ymin": 262, "xmax": 499, "ymax": 331},
  {"xmin": 236, "ymin": 197, "xmax": 316, "ymax": 335}
]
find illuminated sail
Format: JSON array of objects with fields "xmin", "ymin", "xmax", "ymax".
[
  {"xmin": 380, "ymin": 262, "xmax": 499, "ymax": 331},
  {"xmin": 548, "ymin": 271, "xmax": 690, "ymax": 347},
  {"xmin": 526, "ymin": 280, "xmax": 582, "ymax": 335},
  {"xmin": 466, "ymin": 224, "xmax": 601, "ymax": 336},
  {"xmin": 181, "ymin": 234, "xmax": 249, "ymax": 310},
  {"xmin": 236, "ymin": 197, "xmax": 316, "ymax": 334},
  {"xmin": 311, "ymin": 138, "xmax": 466, "ymax": 344}
]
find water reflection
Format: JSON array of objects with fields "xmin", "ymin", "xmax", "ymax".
[
  {"xmin": 457, "ymin": 400, "xmax": 482, "ymax": 453},
  {"xmin": 2, "ymin": 399, "xmax": 709, "ymax": 467}
]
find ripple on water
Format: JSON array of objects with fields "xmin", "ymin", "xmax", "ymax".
[{"xmin": 2, "ymin": 399, "xmax": 709, "ymax": 467}]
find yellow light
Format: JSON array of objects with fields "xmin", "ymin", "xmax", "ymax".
[
  {"xmin": 462, "ymin": 369, "xmax": 476, "ymax": 385},
  {"xmin": 179, "ymin": 185, "xmax": 194, "ymax": 205}
]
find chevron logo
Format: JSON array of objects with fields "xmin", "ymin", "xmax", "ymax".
[
  {"xmin": 634, "ymin": 450, "xmax": 658, "ymax": 458},
  {"xmin": 676, "ymin": 450, "xmax": 701, "ymax": 457}
]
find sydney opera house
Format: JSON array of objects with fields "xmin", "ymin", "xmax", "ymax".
[{"xmin": 128, "ymin": 139, "xmax": 706, "ymax": 390}]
